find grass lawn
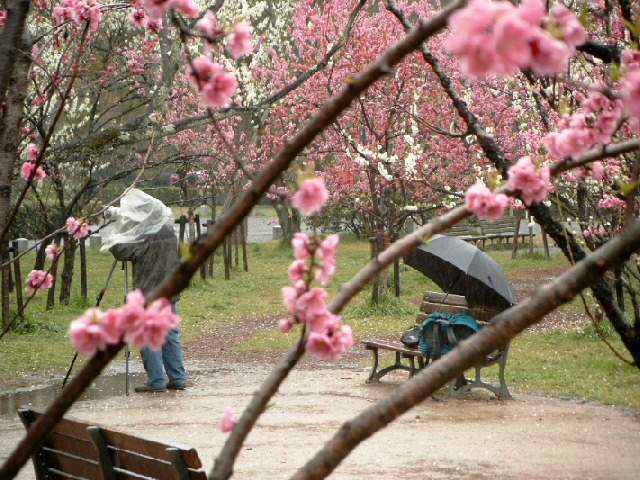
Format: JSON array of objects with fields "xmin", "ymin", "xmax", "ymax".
[{"xmin": 0, "ymin": 235, "xmax": 638, "ymax": 409}]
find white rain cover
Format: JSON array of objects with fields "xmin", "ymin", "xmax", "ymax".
[{"xmin": 100, "ymin": 189, "xmax": 174, "ymax": 251}]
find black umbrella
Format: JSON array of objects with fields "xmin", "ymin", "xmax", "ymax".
[{"xmin": 404, "ymin": 234, "xmax": 515, "ymax": 310}]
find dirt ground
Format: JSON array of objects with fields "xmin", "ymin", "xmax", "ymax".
[{"xmin": 2, "ymin": 265, "xmax": 639, "ymax": 479}]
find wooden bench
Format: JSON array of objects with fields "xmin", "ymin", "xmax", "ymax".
[
  {"xmin": 363, "ymin": 292, "xmax": 512, "ymax": 400},
  {"xmin": 479, "ymin": 216, "xmax": 527, "ymax": 249},
  {"xmin": 18, "ymin": 408, "xmax": 206, "ymax": 480},
  {"xmin": 445, "ymin": 222, "xmax": 487, "ymax": 245}
]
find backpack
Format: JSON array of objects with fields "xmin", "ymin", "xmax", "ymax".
[
  {"xmin": 400, "ymin": 325, "xmax": 421, "ymax": 348},
  {"xmin": 418, "ymin": 312, "xmax": 481, "ymax": 360}
]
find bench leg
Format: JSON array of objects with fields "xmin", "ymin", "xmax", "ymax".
[
  {"xmin": 366, "ymin": 347, "xmax": 380, "ymax": 383},
  {"xmin": 497, "ymin": 346, "xmax": 513, "ymax": 400},
  {"xmin": 370, "ymin": 351, "xmax": 413, "ymax": 382}
]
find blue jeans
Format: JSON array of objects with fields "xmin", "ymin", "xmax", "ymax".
[{"xmin": 142, "ymin": 327, "xmax": 188, "ymax": 388}]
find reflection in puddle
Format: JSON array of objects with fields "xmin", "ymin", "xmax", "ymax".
[{"xmin": 0, "ymin": 373, "xmax": 145, "ymax": 416}]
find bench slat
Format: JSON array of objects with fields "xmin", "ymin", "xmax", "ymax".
[
  {"xmin": 110, "ymin": 448, "xmax": 175, "ymax": 480},
  {"xmin": 363, "ymin": 340, "xmax": 424, "ymax": 356},
  {"xmin": 422, "ymin": 291, "xmax": 467, "ymax": 307},
  {"xmin": 47, "ymin": 432, "xmax": 98, "ymax": 461},
  {"xmin": 100, "ymin": 430, "xmax": 202, "ymax": 470},
  {"xmin": 43, "ymin": 449, "xmax": 101, "ymax": 480}
]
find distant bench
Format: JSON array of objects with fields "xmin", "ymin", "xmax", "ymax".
[
  {"xmin": 362, "ymin": 291, "xmax": 512, "ymax": 400},
  {"xmin": 19, "ymin": 408, "xmax": 206, "ymax": 480},
  {"xmin": 444, "ymin": 216, "xmax": 529, "ymax": 250}
]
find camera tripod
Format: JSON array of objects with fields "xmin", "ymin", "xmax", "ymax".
[{"xmin": 62, "ymin": 259, "xmax": 134, "ymax": 395}]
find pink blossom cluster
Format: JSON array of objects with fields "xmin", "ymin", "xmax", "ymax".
[
  {"xmin": 280, "ymin": 232, "xmax": 354, "ymax": 360},
  {"xmin": 69, "ymin": 290, "xmax": 180, "ymax": 357},
  {"xmin": 66, "ymin": 216, "xmax": 90, "ymax": 240},
  {"xmin": 188, "ymin": 57, "xmax": 237, "ymax": 108},
  {"xmin": 583, "ymin": 225, "xmax": 607, "ymax": 239},
  {"xmin": 619, "ymin": 50, "xmax": 640, "ymax": 119},
  {"xmin": 446, "ymin": 0, "xmax": 585, "ymax": 78},
  {"xmin": 196, "ymin": 11, "xmax": 223, "ymax": 40},
  {"xmin": 20, "ymin": 143, "xmax": 47, "ymax": 182},
  {"xmin": 21, "ymin": 162, "xmax": 47, "ymax": 182},
  {"xmin": 291, "ymin": 178, "xmax": 329, "ymax": 216},
  {"xmin": 53, "ymin": 0, "xmax": 102, "ymax": 33},
  {"xmin": 26, "ymin": 270, "xmax": 54, "ymax": 294},
  {"xmin": 0, "ymin": 9, "xmax": 7, "ymax": 30},
  {"xmin": 506, "ymin": 156, "xmax": 553, "ymax": 206},
  {"xmin": 465, "ymin": 182, "xmax": 508, "ymax": 221},
  {"xmin": 218, "ymin": 407, "xmax": 238, "ymax": 433},
  {"xmin": 545, "ymin": 89, "xmax": 622, "ymax": 161},
  {"xmin": 227, "ymin": 23, "xmax": 252, "ymax": 59},
  {"xmin": 137, "ymin": 0, "xmax": 198, "ymax": 21},
  {"xmin": 598, "ymin": 195, "xmax": 627, "ymax": 210},
  {"xmin": 45, "ymin": 243, "xmax": 62, "ymax": 261}
]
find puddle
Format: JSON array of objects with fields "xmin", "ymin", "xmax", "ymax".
[{"xmin": 0, "ymin": 372, "xmax": 145, "ymax": 417}]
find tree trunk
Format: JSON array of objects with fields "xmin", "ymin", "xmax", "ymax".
[
  {"xmin": 0, "ymin": 32, "xmax": 31, "ymax": 330},
  {"xmin": 34, "ymin": 240, "xmax": 47, "ymax": 270},
  {"xmin": 59, "ymin": 238, "xmax": 77, "ymax": 305}
]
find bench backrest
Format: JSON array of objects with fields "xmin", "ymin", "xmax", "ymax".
[
  {"xmin": 479, "ymin": 216, "xmax": 520, "ymax": 235},
  {"xmin": 417, "ymin": 291, "xmax": 500, "ymax": 323},
  {"xmin": 18, "ymin": 409, "xmax": 206, "ymax": 480}
]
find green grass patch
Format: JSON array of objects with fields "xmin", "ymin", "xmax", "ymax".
[{"xmin": 1, "ymin": 235, "xmax": 638, "ymax": 410}]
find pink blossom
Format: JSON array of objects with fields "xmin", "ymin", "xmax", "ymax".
[
  {"xmin": 494, "ymin": 13, "xmax": 533, "ymax": 69},
  {"xmin": 140, "ymin": 0, "xmax": 199, "ymax": 21},
  {"xmin": 465, "ymin": 182, "xmax": 508, "ymax": 221},
  {"xmin": 118, "ymin": 290, "xmax": 147, "ymax": 331},
  {"xmin": 125, "ymin": 298, "xmax": 180, "ymax": 350},
  {"xmin": 66, "ymin": 216, "xmax": 90, "ymax": 240},
  {"xmin": 27, "ymin": 143, "xmax": 39, "ymax": 161},
  {"xmin": 317, "ymin": 234, "xmax": 339, "ymax": 285},
  {"xmin": 528, "ymin": 30, "xmax": 570, "ymax": 75},
  {"xmin": 0, "ymin": 9, "xmax": 6, "ymax": 30},
  {"xmin": 279, "ymin": 317, "xmax": 294, "ymax": 333},
  {"xmin": 189, "ymin": 57, "xmax": 237, "ymax": 108},
  {"xmin": 598, "ymin": 195, "xmax": 627, "ymax": 210},
  {"xmin": 622, "ymin": 49, "xmax": 640, "ymax": 72},
  {"xmin": 590, "ymin": 162, "xmax": 604, "ymax": 180},
  {"xmin": 622, "ymin": 70, "xmax": 640, "ymax": 118},
  {"xmin": 291, "ymin": 232, "xmax": 311, "ymax": 260},
  {"xmin": 26, "ymin": 270, "xmax": 54, "ymax": 294},
  {"xmin": 69, "ymin": 308, "xmax": 109, "ymax": 357},
  {"xmin": 100, "ymin": 309, "xmax": 124, "ymax": 345},
  {"xmin": 20, "ymin": 162, "xmax": 47, "ymax": 182},
  {"xmin": 196, "ymin": 11, "xmax": 222, "ymax": 39},
  {"xmin": 549, "ymin": 4, "xmax": 587, "ymax": 48},
  {"xmin": 517, "ymin": 0, "xmax": 545, "ymax": 26},
  {"xmin": 307, "ymin": 310, "xmax": 339, "ymax": 334},
  {"xmin": 506, "ymin": 157, "xmax": 553, "ymax": 206},
  {"xmin": 129, "ymin": 9, "xmax": 147, "ymax": 27},
  {"xmin": 306, "ymin": 324, "xmax": 354, "ymax": 360},
  {"xmin": 291, "ymin": 178, "xmax": 328, "ymax": 216},
  {"xmin": 227, "ymin": 23, "xmax": 252, "ymax": 59},
  {"xmin": 295, "ymin": 288, "xmax": 328, "ymax": 321},
  {"xmin": 45, "ymin": 243, "xmax": 61, "ymax": 261},
  {"xmin": 288, "ymin": 259, "xmax": 308, "ymax": 282},
  {"xmin": 53, "ymin": 0, "xmax": 102, "ymax": 33},
  {"xmin": 219, "ymin": 407, "xmax": 238, "ymax": 433},
  {"xmin": 306, "ymin": 332, "xmax": 336, "ymax": 360}
]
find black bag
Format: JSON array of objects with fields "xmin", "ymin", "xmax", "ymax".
[{"xmin": 400, "ymin": 325, "xmax": 420, "ymax": 348}]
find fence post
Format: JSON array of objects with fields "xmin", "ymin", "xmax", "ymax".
[
  {"xmin": 224, "ymin": 235, "xmax": 231, "ymax": 280},
  {"xmin": 11, "ymin": 241, "xmax": 23, "ymax": 316},
  {"xmin": 206, "ymin": 220, "xmax": 215, "ymax": 276},
  {"xmin": 47, "ymin": 237, "xmax": 60, "ymax": 310},
  {"xmin": 240, "ymin": 220, "xmax": 248, "ymax": 272},
  {"xmin": 80, "ymin": 238, "xmax": 88, "ymax": 300}
]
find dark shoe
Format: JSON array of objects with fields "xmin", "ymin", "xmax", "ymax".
[
  {"xmin": 134, "ymin": 384, "xmax": 167, "ymax": 393},
  {"xmin": 167, "ymin": 382, "xmax": 186, "ymax": 391}
]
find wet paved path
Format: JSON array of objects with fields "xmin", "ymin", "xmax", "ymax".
[{"xmin": 2, "ymin": 363, "xmax": 639, "ymax": 480}]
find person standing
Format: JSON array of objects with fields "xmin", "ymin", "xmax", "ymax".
[{"xmin": 104, "ymin": 189, "xmax": 188, "ymax": 392}]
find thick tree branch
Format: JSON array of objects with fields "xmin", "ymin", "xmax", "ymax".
[{"xmin": 0, "ymin": 0, "xmax": 30, "ymax": 111}]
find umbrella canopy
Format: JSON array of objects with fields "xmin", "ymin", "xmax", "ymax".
[{"xmin": 404, "ymin": 235, "xmax": 515, "ymax": 309}]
